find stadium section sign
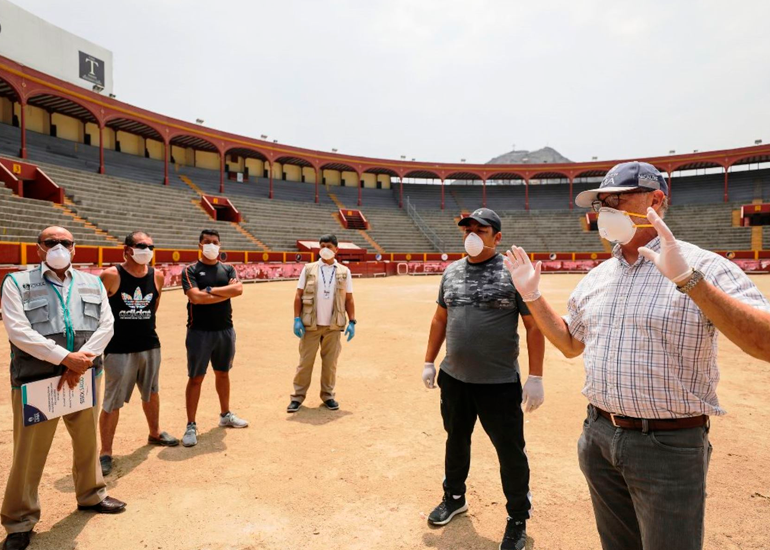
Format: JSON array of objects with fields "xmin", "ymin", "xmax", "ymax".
[{"xmin": 78, "ymin": 51, "xmax": 105, "ymax": 87}]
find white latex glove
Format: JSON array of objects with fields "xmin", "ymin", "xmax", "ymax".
[
  {"xmin": 638, "ymin": 207, "xmax": 692, "ymax": 284},
  {"xmin": 522, "ymin": 375, "xmax": 544, "ymax": 413},
  {"xmin": 503, "ymin": 246, "xmax": 542, "ymax": 302},
  {"xmin": 422, "ymin": 362, "xmax": 437, "ymax": 389}
]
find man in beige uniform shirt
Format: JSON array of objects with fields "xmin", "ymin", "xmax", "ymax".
[
  {"xmin": 288, "ymin": 234, "xmax": 356, "ymax": 413},
  {"xmin": 1, "ymin": 227, "xmax": 126, "ymax": 550}
]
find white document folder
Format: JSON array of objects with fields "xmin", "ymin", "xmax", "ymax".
[{"xmin": 21, "ymin": 369, "xmax": 96, "ymax": 426}]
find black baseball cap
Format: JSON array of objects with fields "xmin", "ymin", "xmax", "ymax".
[{"xmin": 458, "ymin": 208, "xmax": 502, "ymax": 233}]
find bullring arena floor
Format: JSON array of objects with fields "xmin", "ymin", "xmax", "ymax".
[{"xmin": 1, "ymin": 274, "xmax": 769, "ymax": 550}]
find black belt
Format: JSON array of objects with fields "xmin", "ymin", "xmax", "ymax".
[{"xmin": 594, "ymin": 406, "xmax": 709, "ymax": 431}]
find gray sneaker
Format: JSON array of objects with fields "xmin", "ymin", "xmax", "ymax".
[
  {"xmin": 182, "ymin": 422, "xmax": 198, "ymax": 447},
  {"xmin": 219, "ymin": 411, "xmax": 249, "ymax": 428}
]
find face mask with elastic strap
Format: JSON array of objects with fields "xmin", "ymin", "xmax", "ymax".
[
  {"xmin": 597, "ymin": 208, "xmax": 654, "ymax": 245},
  {"xmin": 45, "ymin": 276, "xmax": 76, "ymax": 352}
]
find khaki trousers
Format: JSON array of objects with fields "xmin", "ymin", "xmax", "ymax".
[
  {"xmin": 1, "ymin": 374, "xmax": 107, "ymax": 534},
  {"xmin": 291, "ymin": 326, "xmax": 342, "ymax": 403}
]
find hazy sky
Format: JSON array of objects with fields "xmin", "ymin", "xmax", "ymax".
[{"xmin": 11, "ymin": 0, "xmax": 770, "ymax": 164}]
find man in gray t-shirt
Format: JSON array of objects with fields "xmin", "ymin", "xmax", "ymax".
[
  {"xmin": 422, "ymin": 208, "xmax": 546, "ymax": 550},
  {"xmin": 437, "ymin": 253, "xmax": 530, "ymax": 384}
]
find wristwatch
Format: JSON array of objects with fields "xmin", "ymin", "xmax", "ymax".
[
  {"xmin": 676, "ymin": 269, "xmax": 704, "ymax": 294},
  {"xmin": 348, "ymin": 319, "xmax": 357, "ymax": 325},
  {"xmin": 205, "ymin": 286, "xmax": 212, "ymax": 294}
]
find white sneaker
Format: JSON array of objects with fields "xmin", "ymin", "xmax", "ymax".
[
  {"xmin": 182, "ymin": 422, "xmax": 198, "ymax": 447},
  {"xmin": 219, "ymin": 411, "xmax": 249, "ymax": 428}
]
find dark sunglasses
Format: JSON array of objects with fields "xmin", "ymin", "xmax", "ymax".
[
  {"xmin": 591, "ymin": 189, "xmax": 652, "ymax": 213},
  {"xmin": 41, "ymin": 239, "xmax": 74, "ymax": 249},
  {"xmin": 133, "ymin": 243, "xmax": 155, "ymax": 250}
]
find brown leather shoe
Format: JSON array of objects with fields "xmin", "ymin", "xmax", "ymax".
[
  {"xmin": 2, "ymin": 531, "xmax": 31, "ymax": 550},
  {"xmin": 77, "ymin": 496, "xmax": 126, "ymax": 514}
]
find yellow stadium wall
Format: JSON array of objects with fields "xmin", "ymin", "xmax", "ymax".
[
  {"xmin": 226, "ymin": 153, "xmax": 244, "ymax": 172},
  {"xmin": 116, "ymin": 131, "xmax": 142, "ymax": 156},
  {"xmin": 103, "ymin": 128, "xmax": 116, "ymax": 150},
  {"xmin": 171, "ymin": 145, "xmax": 187, "ymax": 166},
  {"xmin": 196, "ymin": 150, "xmax": 219, "ymax": 171},
  {"xmin": 1, "ymin": 97, "xmax": 13, "ymax": 125},
  {"xmin": 50, "ymin": 113, "xmax": 81, "ymax": 143},
  {"xmin": 283, "ymin": 164, "xmax": 301, "ymax": 182},
  {"xmin": 84, "ymin": 122, "xmax": 99, "ymax": 147},
  {"xmin": 322, "ymin": 169, "xmax": 341, "ymax": 186},
  {"xmin": 244, "ymin": 158, "xmax": 264, "ymax": 177},
  {"xmin": 24, "ymin": 105, "xmax": 47, "ymax": 135},
  {"xmin": 341, "ymin": 171, "xmax": 359, "ymax": 188},
  {"xmin": 147, "ymin": 139, "xmax": 164, "ymax": 161},
  {"xmin": 300, "ymin": 167, "xmax": 319, "ymax": 184}
]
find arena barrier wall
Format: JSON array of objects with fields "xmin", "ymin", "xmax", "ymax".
[{"xmin": 1, "ymin": 242, "xmax": 769, "ymax": 292}]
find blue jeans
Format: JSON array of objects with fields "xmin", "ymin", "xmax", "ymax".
[{"xmin": 578, "ymin": 405, "xmax": 712, "ymax": 550}]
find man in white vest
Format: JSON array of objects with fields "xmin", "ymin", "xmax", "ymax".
[
  {"xmin": 1, "ymin": 227, "xmax": 126, "ymax": 550},
  {"xmin": 288, "ymin": 234, "xmax": 356, "ymax": 413}
]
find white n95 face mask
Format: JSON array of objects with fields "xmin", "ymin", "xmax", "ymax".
[
  {"xmin": 597, "ymin": 208, "xmax": 653, "ymax": 245},
  {"xmin": 131, "ymin": 247, "xmax": 153, "ymax": 265},
  {"xmin": 464, "ymin": 232, "xmax": 485, "ymax": 257},
  {"xmin": 45, "ymin": 244, "xmax": 72, "ymax": 270},
  {"xmin": 319, "ymin": 247, "xmax": 335, "ymax": 260},
  {"xmin": 202, "ymin": 243, "xmax": 220, "ymax": 260}
]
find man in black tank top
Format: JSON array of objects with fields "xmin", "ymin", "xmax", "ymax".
[{"xmin": 98, "ymin": 232, "xmax": 179, "ymax": 475}]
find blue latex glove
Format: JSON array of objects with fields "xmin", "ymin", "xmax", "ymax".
[
  {"xmin": 293, "ymin": 317, "xmax": 306, "ymax": 338},
  {"xmin": 344, "ymin": 322, "xmax": 355, "ymax": 341}
]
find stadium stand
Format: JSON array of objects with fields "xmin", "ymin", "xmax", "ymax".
[
  {"xmin": 0, "ymin": 185, "xmax": 115, "ymax": 246},
  {"xmin": 26, "ymin": 160, "xmax": 260, "ymax": 251},
  {"xmin": 1, "ymin": 120, "xmax": 769, "ymax": 255}
]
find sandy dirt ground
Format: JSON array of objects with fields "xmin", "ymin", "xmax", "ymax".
[{"xmin": 1, "ymin": 273, "xmax": 769, "ymax": 550}]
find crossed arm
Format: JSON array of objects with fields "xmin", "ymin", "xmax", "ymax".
[{"xmin": 185, "ymin": 278, "xmax": 243, "ymax": 304}]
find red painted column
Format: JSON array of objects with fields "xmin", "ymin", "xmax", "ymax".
[
  {"xmin": 568, "ymin": 176, "xmax": 574, "ymax": 210},
  {"xmin": 98, "ymin": 124, "xmax": 105, "ymax": 174},
  {"xmin": 667, "ymin": 174, "xmax": 672, "ymax": 204},
  {"xmin": 723, "ymin": 167, "xmax": 729, "ymax": 202},
  {"xmin": 357, "ymin": 172, "xmax": 362, "ymax": 206},
  {"xmin": 219, "ymin": 152, "xmax": 225, "ymax": 194},
  {"xmin": 525, "ymin": 179, "xmax": 530, "ymax": 211},
  {"xmin": 163, "ymin": 140, "xmax": 169, "ymax": 186},
  {"xmin": 399, "ymin": 176, "xmax": 404, "ymax": 208},
  {"xmin": 19, "ymin": 101, "xmax": 27, "ymax": 159},
  {"xmin": 482, "ymin": 179, "xmax": 487, "ymax": 208},
  {"xmin": 268, "ymin": 161, "xmax": 274, "ymax": 199},
  {"xmin": 314, "ymin": 167, "xmax": 319, "ymax": 204},
  {"xmin": 440, "ymin": 178, "xmax": 445, "ymax": 210}
]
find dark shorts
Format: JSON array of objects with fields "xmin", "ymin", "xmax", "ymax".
[{"xmin": 186, "ymin": 328, "xmax": 236, "ymax": 378}]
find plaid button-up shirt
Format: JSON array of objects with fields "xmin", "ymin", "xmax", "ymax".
[{"xmin": 564, "ymin": 236, "xmax": 770, "ymax": 419}]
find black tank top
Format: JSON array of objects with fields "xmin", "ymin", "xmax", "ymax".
[{"xmin": 105, "ymin": 265, "xmax": 160, "ymax": 354}]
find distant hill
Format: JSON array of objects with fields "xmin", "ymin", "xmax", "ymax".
[{"xmin": 486, "ymin": 146, "xmax": 572, "ymax": 165}]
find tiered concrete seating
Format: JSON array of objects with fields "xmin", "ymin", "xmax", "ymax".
[
  {"xmin": 0, "ymin": 185, "xmax": 114, "ymax": 247},
  {"xmin": 32, "ymin": 162, "xmax": 259, "ymax": 251},
  {"xmin": 234, "ymin": 197, "xmax": 370, "ymax": 251}
]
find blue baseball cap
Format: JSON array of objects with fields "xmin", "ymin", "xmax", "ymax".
[{"xmin": 575, "ymin": 161, "xmax": 669, "ymax": 208}]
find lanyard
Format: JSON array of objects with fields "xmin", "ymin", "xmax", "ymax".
[
  {"xmin": 320, "ymin": 264, "xmax": 337, "ymax": 295},
  {"xmin": 45, "ymin": 273, "xmax": 75, "ymax": 352}
]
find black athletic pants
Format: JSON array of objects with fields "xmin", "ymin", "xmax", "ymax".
[{"xmin": 438, "ymin": 369, "xmax": 531, "ymax": 521}]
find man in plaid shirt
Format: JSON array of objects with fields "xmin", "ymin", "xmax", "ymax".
[{"xmin": 504, "ymin": 161, "xmax": 770, "ymax": 550}]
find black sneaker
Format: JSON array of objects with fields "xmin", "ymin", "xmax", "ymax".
[
  {"xmin": 427, "ymin": 493, "xmax": 468, "ymax": 526},
  {"xmin": 324, "ymin": 399, "xmax": 340, "ymax": 411},
  {"xmin": 287, "ymin": 401, "xmax": 301, "ymax": 413},
  {"xmin": 99, "ymin": 455, "xmax": 112, "ymax": 476},
  {"xmin": 500, "ymin": 517, "xmax": 527, "ymax": 550}
]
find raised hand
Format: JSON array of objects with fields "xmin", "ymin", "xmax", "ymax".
[
  {"xmin": 638, "ymin": 207, "xmax": 692, "ymax": 284},
  {"xmin": 503, "ymin": 246, "xmax": 542, "ymax": 302}
]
